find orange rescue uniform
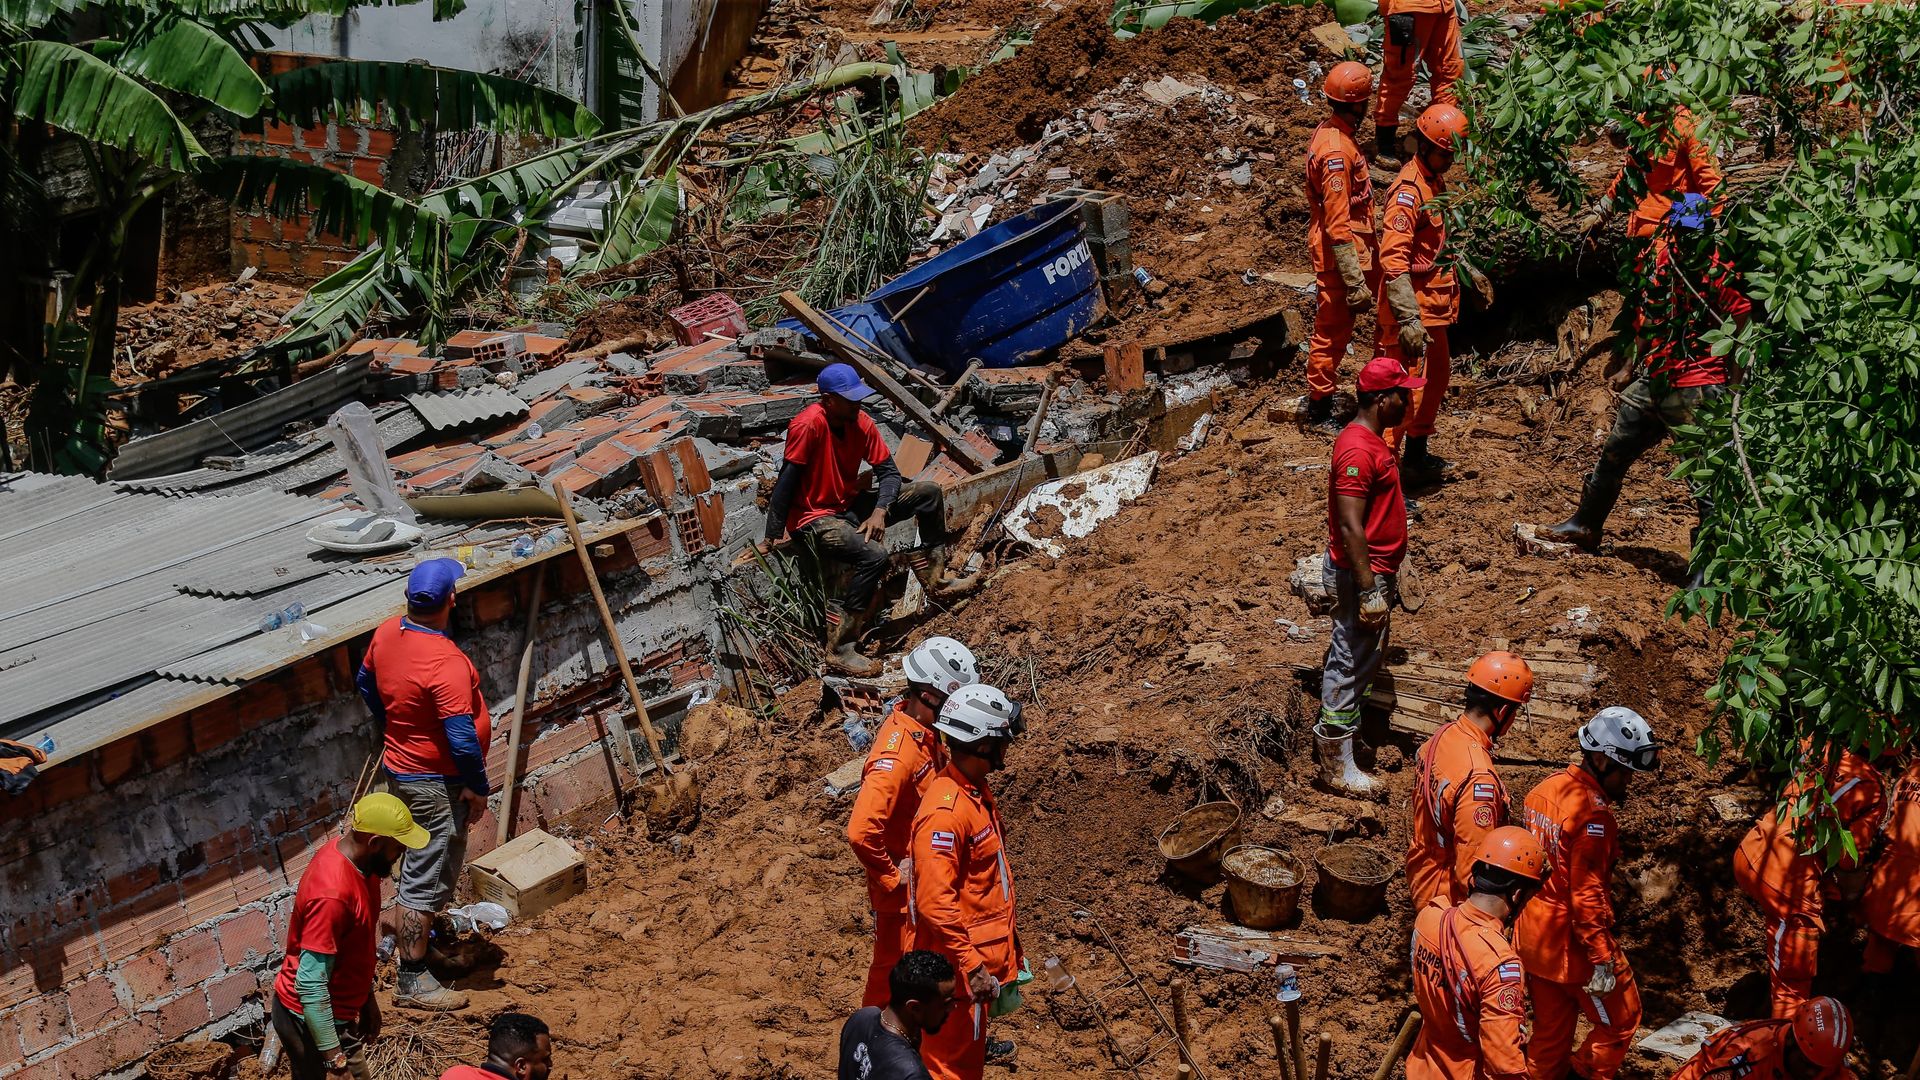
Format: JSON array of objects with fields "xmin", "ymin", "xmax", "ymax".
[
  {"xmin": 1376, "ymin": 157, "xmax": 1457, "ymax": 445},
  {"xmin": 1605, "ymin": 106, "xmax": 1723, "ymax": 239},
  {"xmin": 1733, "ymin": 748, "xmax": 1885, "ymax": 1017},
  {"xmin": 1668, "ymin": 1018, "xmax": 1855, "ymax": 1080},
  {"xmin": 846, "ymin": 705, "xmax": 949, "ymax": 1007},
  {"xmin": 1862, "ymin": 757, "xmax": 1920, "ymax": 973},
  {"xmin": 911, "ymin": 762, "xmax": 1021, "ymax": 1080},
  {"xmin": 1376, "ymin": 0, "xmax": 1463, "ymax": 135},
  {"xmin": 1514, "ymin": 766, "xmax": 1640, "ymax": 1080},
  {"xmin": 1305, "ymin": 112, "xmax": 1379, "ymax": 400},
  {"xmin": 1409, "ymin": 899, "xmax": 1531, "ymax": 1080},
  {"xmin": 1408, "ymin": 716, "xmax": 1508, "ymax": 909}
]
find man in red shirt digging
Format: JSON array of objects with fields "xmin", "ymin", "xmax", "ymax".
[
  {"xmin": 761, "ymin": 363, "xmax": 978, "ymax": 676},
  {"xmin": 1315, "ymin": 356, "xmax": 1421, "ymax": 795},
  {"xmin": 1544, "ymin": 193, "xmax": 1752, "ymax": 565}
]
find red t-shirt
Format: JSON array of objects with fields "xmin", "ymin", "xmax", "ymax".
[
  {"xmin": 273, "ymin": 838, "xmax": 380, "ymax": 1022},
  {"xmin": 780, "ymin": 402, "xmax": 891, "ymax": 533},
  {"xmin": 1327, "ymin": 423, "xmax": 1408, "ymax": 574},
  {"xmin": 439, "ymin": 1068, "xmax": 498, "ymax": 1080},
  {"xmin": 363, "ymin": 616, "xmax": 491, "ymax": 781},
  {"xmin": 1636, "ymin": 246, "xmax": 1751, "ymax": 388}
]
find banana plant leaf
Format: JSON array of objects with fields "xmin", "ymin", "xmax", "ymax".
[
  {"xmin": 0, "ymin": 0, "xmax": 468, "ymax": 31},
  {"xmin": 270, "ymin": 60, "xmax": 603, "ymax": 139},
  {"xmin": 576, "ymin": 169, "xmax": 680, "ymax": 271},
  {"xmin": 201, "ymin": 154, "xmax": 442, "ymax": 251},
  {"xmin": 115, "ymin": 16, "xmax": 269, "ymax": 117},
  {"xmin": 10, "ymin": 40, "xmax": 206, "ymax": 170}
]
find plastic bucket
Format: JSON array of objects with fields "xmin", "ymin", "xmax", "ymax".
[
  {"xmin": 869, "ymin": 201, "xmax": 1105, "ymax": 372},
  {"xmin": 1314, "ymin": 842, "xmax": 1396, "ymax": 921},
  {"xmin": 1222, "ymin": 845, "xmax": 1305, "ymax": 929},
  {"xmin": 1158, "ymin": 801, "xmax": 1244, "ymax": 884}
]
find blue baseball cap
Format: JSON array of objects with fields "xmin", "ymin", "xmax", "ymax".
[
  {"xmin": 406, "ymin": 557, "xmax": 465, "ymax": 610},
  {"xmin": 1666, "ymin": 192, "xmax": 1713, "ymax": 231},
  {"xmin": 817, "ymin": 363, "xmax": 874, "ymax": 402}
]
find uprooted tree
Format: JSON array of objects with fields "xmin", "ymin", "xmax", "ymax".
[{"xmin": 1463, "ymin": 0, "xmax": 1920, "ymax": 850}]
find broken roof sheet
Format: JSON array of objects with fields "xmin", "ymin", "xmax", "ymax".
[{"xmin": 405, "ymin": 385, "xmax": 530, "ymax": 432}]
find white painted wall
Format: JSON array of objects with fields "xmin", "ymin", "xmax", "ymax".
[{"xmin": 263, "ymin": 0, "xmax": 724, "ymax": 116}]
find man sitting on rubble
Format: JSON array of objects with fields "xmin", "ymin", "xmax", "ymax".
[{"xmin": 759, "ymin": 362, "xmax": 977, "ymax": 676}]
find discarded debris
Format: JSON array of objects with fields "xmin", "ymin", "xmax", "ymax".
[
  {"xmin": 1174, "ymin": 924, "xmax": 1341, "ymax": 972},
  {"xmin": 1004, "ymin": 453, "xmax": 1160, "ymax": 557},
  {"xmin": 1638, "ymin": 1013, "xmax": 1734, "ymax": 1060}
]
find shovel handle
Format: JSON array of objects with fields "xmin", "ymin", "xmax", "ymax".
[{"xmin": 557, "ymin": 489, "xmax": 672, "ymax": 777}]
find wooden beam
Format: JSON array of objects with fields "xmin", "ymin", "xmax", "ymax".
[{"xmin": 779, "ymin": 291, "xmax": 993, "ymax": 474}]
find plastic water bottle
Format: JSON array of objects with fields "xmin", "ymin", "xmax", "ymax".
[
  {"xmin": 1274, "ymin": 963, "xmax": 1302, "ymax": 1002},
  {"xmin": 34, "ymin": 734, "xmax": 54, "ymax": 755},
  {"xmin": 1293, "ymin": 78, "xmax": 1311, "ymax": 104},
  {"xmin": 1042, "ymin": 957, "xmax": 1075, "ymax": 992},
  {"xmin": 844, "ymin": 714, "xmax": 873, "ymax": 754},
  {"xmin": 258, "ymin": 602, "xmax": 307, "ymax": 633},
  {"xmin": 1307, "ymin": 61, "xmax": 1325, "ymax": 86},
  {"xmin": 511, "ymin": 534, "xmax": 536, "ymax": 558},
  {"xmin": 377, "ymin": 934, "xmax": 397, "ymax": 963}
]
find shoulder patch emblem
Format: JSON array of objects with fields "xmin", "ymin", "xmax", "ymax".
[
  {"xmin": 1497, "ymin": 960, "xmax": 1524, "ymax": 983},
  {"xmin": 1386, "ymin": 210, "xmax": 1414, "ymax": 232},
  {"xmin": 1327, "ymin": 157, "xmax": 1346, "ymax": 171},
  {"xmin": 929, "ymin": 830, "xmax": 956, "ymax": 851},
  {"xmin": 870, "ymin": 758, "xmax": 896, "ymax": 772},
  {"xmin": 1586, "ymin": 822, "xmax": 1608, "ymax": 837},
  {"xmin": 1396, "ymin": 190, "xmax": 1418, "ymax": 206},
  {"xmin": 1496, "ymin": 985, "xmax": 1523, "ymax": 1011},
  {"xmin": 1474, "ymin": 805, "xmax": 1494, "ymax": 828},
  {"xmin": 1345, "ymin": 465, "xmax": 1361, "ymax": 477},
  {"xmin": 1472, "ymin": 782, "xmax": 1497, "ymax": 802}
]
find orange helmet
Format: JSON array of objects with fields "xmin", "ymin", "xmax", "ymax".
[
  {"xmin": 1415, "ymin": 104, "xmax": 1469, "ymax": 151},
  {"xmin": 1467, "ymin": 652, "xmax": 1535, "ymax": 704},
  {"xmin": 1473, "ymin": 826, "xmax": 1549, "ymax": 882},
  {"xmin": 1790, "ymin": 997, "xmax": 1852, "ymax": 1070},
  {"xmin": 1324, "ymin": 61, "xmax": 1373, "ymax": 104}
]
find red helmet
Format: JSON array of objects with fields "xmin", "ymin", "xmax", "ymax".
[
  {"xmin": 1473, "ymin": 827, "xmax": 1549, "ymax": 882},
  {"xmin": 1790, "ymin": 997, "xmax": 1852, "ymax": 1070},
  {"xmin": 1467, "ymin": 652, "xmax": 1535, "ymax": 704},
  {"xmin": 1324, "ymin": 61, "xmax": 1374, "ymax": 104},
  {"xmin": 1415, "ymin": 104, "xmax": 1469, "ymax": 151}
]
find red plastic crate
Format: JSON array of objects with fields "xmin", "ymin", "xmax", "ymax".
[{"xmin": 667, "ymin": 293, "xmax": 747, "ymax": 346}]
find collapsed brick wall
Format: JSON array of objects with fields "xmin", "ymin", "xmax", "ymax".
[
  {"xmin": 0, "ymin": 536, "xmax": 724, "ymax": 1080},
  {"xmin": 227, "ymin": 52, "xmax": 417, "ymax": 284}
]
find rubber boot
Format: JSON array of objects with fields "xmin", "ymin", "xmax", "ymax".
[
  {"xmin": 1313, "ymin": 722, "xmax": 1377, "ymax": 796},
  {"xmin": 1304, "ymin": 395, "xmax": 1344, "ymax": 435},
  {"xmin": 394, "ymin": 967, "xmax": 467, "ymax": 1011},
  {"xmin": 823, "ymin": 602, "xmax": 881, "ymax": 678},
  {"xmin": 1400, "ymin": 435, "xmax": 1453, "ymax": 485},
  {"xmin": 1374, "ymin": 127, "xmax": 1404, "ymax": 169},
  {"xmin": 986, "ymin": 1038, "xmax": 1018, "ymax": 1065},
  {"xmin": 919, "ymin": 544, "xmax": 981, "ymax": 600},
  {"xmin": 1542, "ymin": 478, "xmax": 1617, "ymax": 552}
]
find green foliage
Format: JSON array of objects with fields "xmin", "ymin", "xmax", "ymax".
[
  {"xmin": 270, "ymin": 60, "xmax": 602, "ymax": 140},
  {"xmin": 1467, "ymin": 0, "xmax": 1920, "ymax": 827},
  {"xmin": 576, "ymin": 170, "xmax": 680, "ymax": 271},
  {"xmin": 574, "ymin": 0, "xmax": 652, "ymax": 129},
  {"xmin": 11, "ymin": 39, "xmax": 207, "ymax": 168},
  {"xmin": 115, "ymin": 17, "xmax": 268, "ymax": 116},
  {"xmin": 201, "ymin": 154, "xmax": 439, "ymax": 248}
]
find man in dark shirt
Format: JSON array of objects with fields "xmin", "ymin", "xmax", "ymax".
[
  {"xmin": 760, "ymin": 363, "xmax": 977, "ymax": 676},
  {"xmin": 838, "ymin": 950, "xmax": 957, "ymax": 1080}
]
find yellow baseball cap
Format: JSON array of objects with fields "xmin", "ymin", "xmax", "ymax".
[{"xmin": 350, "ymin": 793, "xmax": 431, "ymax": 849}]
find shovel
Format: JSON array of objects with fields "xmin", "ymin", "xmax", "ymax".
[{"xmin": 556, "ymin": 489, "xmax": 702, "ymax": 836}]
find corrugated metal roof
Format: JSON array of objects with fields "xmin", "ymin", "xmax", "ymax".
[
  {"xmin": 108, "ymin": 357, "xmax": 374, "ymax": 481},
  {"xmin": 511, "ymin": 359, "xmax": 597, "ymax": 403},
  {"xmin": 114, "ymin": 402, "xmax": 424, "ymax": 497},
  {"xmin": 405, "ymin": 386, "xmax": 529, "ymax": 433}
]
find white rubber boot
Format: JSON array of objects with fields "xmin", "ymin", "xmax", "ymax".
[{"xmin": 1314, "ymin": 722, "xmax": 1378, "ymax": 796}]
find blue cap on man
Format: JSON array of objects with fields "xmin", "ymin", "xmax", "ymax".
[
  {"xmin": 1666, "ymin": 192, "xmax": 1713, "ymax": 231},
  {"xmin": 817, "ymin": 363, "xmax": 874, "ymax": 402},
  {"xmin": 406, "ymin": 557, "xmax": 466, "ymax": 611}
]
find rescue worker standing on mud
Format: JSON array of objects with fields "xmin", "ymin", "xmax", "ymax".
[
  {"xmin": 1316, "ymin": 357, "xmax": 1423, "ymax": 796},
  {"xmin": 846, "ymin": 637, "xmax": 980, "ymax": 1008},
  {"xmin": 1668, "ymin": 998, "xmax": 1857, "ymax": 1080},
  {"xmin": 1734, "ymin": 742, "xmax": 1886, "ymax": 1017},
  {"xmin": 1377, "ymin": 103, "xmax": 1483, "ymax": 482},
  {"xmin": 911, "ymin": 684, "xmax": 1027, "ymax": 1080},
  {"xmin": 1407, "ymin": 652, "xmax": 1535, "ymax": 908},
  {"xmin": 1303, "ymin": 61, "xmax": 1380, "ymax": 434},
  {"xmin": 1374, "ymin": 0, "xmax": 1463, "ymax": 167},
  {"xmin": 1542, "ymin": 193, "xmax": 1751, "ymax": 559},
  {"xmin": 1408, "ymin": 827, "xmax": 1551, "ymax": 1080},
  {"xmin": 1515, "ymin": 708, "xmax": 1662, "ymax": 1080},
  {"xmin": 1860, "ymin": 751, "xmax": 1920, "ymax": 990}
]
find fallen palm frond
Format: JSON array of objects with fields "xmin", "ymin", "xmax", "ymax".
[{"xmin": 721, "ymin": 545, "xmax": 831, "ymax": 694}]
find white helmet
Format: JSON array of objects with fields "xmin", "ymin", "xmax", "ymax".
[
  {"xmin": 902, "ymin": 636, "xmax": 979, "ymax": 696},
  {"xmin": 935, "ymin": 684, "xmax": 1022, "ymax": 743},
  {"xmin": 1580, "ymin": 706, "xmax": 1661, "ymax": 772}
]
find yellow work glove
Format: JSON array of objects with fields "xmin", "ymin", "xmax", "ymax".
[
  {"xmin": 1384, "ymin": 274, "xmax": 1429, "ymax": 356},
  {"xmin": 1332, "ymin": 242, "xmax": 1374, "ymax": 313}
]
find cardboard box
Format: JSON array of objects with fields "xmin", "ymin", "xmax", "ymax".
[{"xmin": 467, "ymin": 829, "xmax": 587, "ymax": 919}]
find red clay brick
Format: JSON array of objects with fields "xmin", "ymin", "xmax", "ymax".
[
  {"xmin": 150, "ymin": 991, "xmax": 209, "ymax": 1039},
  {"xmin": 199, "ymin": 825, "xmax": 256, "ymax": 867},
  {"xmin": 189, "ymin": 704, "xmax": 247, "ymax": 754},
  {"xmin": 0, "ymin": 962, "xmax": 39, "ymax": 1013},
  {"xmin": 118, "ymin": 951, "xmax": 173, "ymax": 1007},
  {"xmin": 348, "ymin": 156, "xmax": 384, "ymax": 185},
  {"xmin": 468, "ymin": 586, "xmax": 515, "ymax": 628},
  {"xmin": 362, "ymin": 128, "xmax": 397, "ymax": 156},
  {"xmin": 180, "ymin": 864, "xmax": 239, "ymax": 928},
  {"xmin": 213, "ymin": 910, "xmax": 274, "ymax": 968},
  {"xmin": 105, "ymin": 866, "xmax": 162, "ymax": 906},
  {"xmin": 299, "ymin": 126, "xmax": 330, "ymax": 150},
  {"xmin": 674, "ymin": 439, "xmax": 712, "ymax": 495},
  {"xmin": 31, "ymin": 763, "xmax": 90, "ymax": 808},
  {"xmin": 163, "ymin": 929, "xmax": 223, "ymax": 988},
  {"xmin": 105, "ymin": 1014, "xmax": 162, "ymax": 1070},
  {"xmin": 65, "ymin": 975, "xmax": 125, "ymax": 1031},
  {"xmin": 524, "ymin": 718, "xmax": 599, "ymax": 775},
  {"xmin": 205, "ymin": 970, "xmax": 257, "ymax": 1021},
  {"xmin": 14, "ymin": 993, "xmax": 70, "ymax": 1056},
  {"xmin": 284, "ymin": 658, "xmax": 333, "ymax": 707},
  {"xmin": 96, "ymin": 888, "xmax": 186, "ymax": 967},
  {"xmin": 0, "ymin": 1013, "xmax": 20, "ymax": 1071},
  {"xmin": 94, "ymin": 739, "xmax": 142, "ymax": 788},
  {"xmin": 262, "ymin": 121, "xmax": 296, "ymax": 147},
  {"xmin": 47, "ymin": 1030, "xmax": 118, "ymax": 1080}
]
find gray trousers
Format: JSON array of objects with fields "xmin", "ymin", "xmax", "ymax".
[
  {"xmin": 379, "ymin": 775, "xmax": 469, "ymax": 913},
  {"xmin": 1587, "ymin": 378, "xmax": 1726, "ymax": 518},
  {"xmin": 1319, "ymin": 564, "xmax": 1394, "ymax": 725}
]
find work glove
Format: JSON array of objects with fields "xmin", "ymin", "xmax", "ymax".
[
  {"xmin": 1332, "ymin": 242, "xmax": 1374, "ymax": 313},
  {"xmin": 896, "ymin": 856, "xmax": 913, "ymax": 895},
  {"xmin": 1584, "ymin": 961, "xmax": 1617, "ymax": 995},
  {"xmin": 968, "ymin": 965, "xmax": 1001, "ymax": 1003},
  {"xmin": 1459, "ymin": 258, "xmax": 1495, "ymax": 312},
  {"xmin": 1358, "ymin": 584, "xmax": 1391, "ymax": 629},
  {"xmin": 1384, "ymin": 274, "xmax": 1430, "ymax": 356}
]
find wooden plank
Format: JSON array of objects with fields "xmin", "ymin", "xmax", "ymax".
[
  {"xmin": 1104, "ymin": 341, "xmax": 1146, "ymax": 393},
  {"xmin": 779, "ymin": 291, "xmax": 992, "ymax": 474}
]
